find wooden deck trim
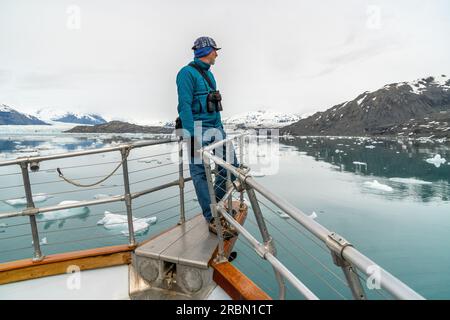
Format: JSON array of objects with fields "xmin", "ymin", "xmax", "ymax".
[
  {"xmin": 213, "ymin": 262, "xmax": 272, "ymax": 300},
  {"xmin": 210, "ymin": 201, "xmax": 272, "ymax": 300},
  {"xmin": 0, "ymin": 244, "xmax": 135, "ymax": 285}
]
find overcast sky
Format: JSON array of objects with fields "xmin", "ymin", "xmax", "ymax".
[{"xmin": 0, "ymin": 0, "xmax": 449, "ymax": 124}]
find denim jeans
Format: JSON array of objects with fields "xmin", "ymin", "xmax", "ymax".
[{"xmin": 188, "ymin": 126, "xmax": 239, "ymax": 222}]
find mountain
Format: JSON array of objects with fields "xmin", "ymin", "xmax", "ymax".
[
  {"xmin": 0, "ymin": 104, "xmax": 49, "ymax": 125},
  {"xmin": 280, "ymin": 75, "xmax": 450, "ymax": 138},
  {"xmin": 65, "ymin": 120, "xmax": 174, "ymax": 134},
  {"xmin": 223, "ymin": 110, "xmax": 309, "ymax": 129},
  {"xmin": 33, "ymin": 108, "xmax": 107, "ymax": 125}
]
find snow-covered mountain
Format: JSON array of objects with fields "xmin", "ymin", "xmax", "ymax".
[
  {"xmin": 223, "ymin": 110, "xmax": 310, "ymax": 129},
  {"xmin": 0, "ymin": 104, "xmax": 49, "ymax": 125},
  {"xmin": 33, "ymin": 108, "xmax": 107, "ymax": 125},
  {"xmin": 280, "ymin": 75, "xmax": 450, "ymax": 138}
]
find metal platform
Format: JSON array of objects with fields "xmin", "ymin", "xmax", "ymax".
[{"xmin": 135, "ymin": 214, "xmax": 217, "ymax": 270}]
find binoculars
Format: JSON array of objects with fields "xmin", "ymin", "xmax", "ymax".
[{"xmin": 207, "ymin": 90, "xmax": 223, "ymax": 113}]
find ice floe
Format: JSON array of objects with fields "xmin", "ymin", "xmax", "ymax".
[
  {"xmin": 4, "ymin": 193, "xmax": 50, "ymax": 206},
  {"xmin": 93, "ymin": 194, "xmax": 113, "ymax": 200},
  {"xmin": 36, "ymin": 200, "xmax": 89, "ymax": 221},
  {"xmin": 308, "ymin": 211, "xmax": 318, "ymax": 219},
  {"xmin": 276, "ymin": 210, "xmax": 290, "ymax": 219},
  {"xmin": 97, "ymin": 211, "xmax": 157, "ymax": 236},
  {"xmin": 388, "ymin": 178, "xmax": 432, "ymax": 185},
  {"xmin": 425, "ymin": 154, "xmax": 446, "ymax": 168},
  {"xmin": 31, "ymin": 237, "xmax": 48, "ymax": 246},
  {"xmin": 365, "ymin": 145, "xmax": 376, "ymax": 149},
  {"xmin": 364, "ymin": 180, "xmax": 393, "ymax": 192}
]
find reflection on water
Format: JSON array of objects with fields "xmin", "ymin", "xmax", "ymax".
[{"xmin": 279, "ymin": 136, "xmax": 450, "ymax": 202}]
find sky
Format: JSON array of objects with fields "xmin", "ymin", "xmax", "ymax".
[{"xmin": 0, "ymin": 0, "xmax": 449, "ymax": 124}]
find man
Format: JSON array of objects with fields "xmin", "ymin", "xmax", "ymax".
[{"xmin": 176, "ymin": 36, "xmax": 238, "ymax": 238}]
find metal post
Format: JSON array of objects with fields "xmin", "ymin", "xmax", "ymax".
[
  {"xmin": 202, "ymin": 153, "xmax": 227, "ymax": 263},
  {"xmin": 246, "ymin": 186, "xmax": 286, "ymax": 300},
  {"xmin": 178, "ymin": 137, "xmax": 186, "ymax": 224},
  {"xmin": 327, "ymin": 233, "xmax": 366, "ymax": 300},
  {"xmin": 121, "ymin": 147, "xmax": 135, "ymax": 246},
  {"xmin": 20, "ymin": 162, "xmax": 43, "ymax": 261},
  {"xmin": 226, "ymin": 140, "xmax": 233, "ymax": 215},
  {"xmin": 239, "ymin": 135, "xmax": 244, "ymax": 208}
]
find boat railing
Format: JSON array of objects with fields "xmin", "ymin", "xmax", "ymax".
[
  {"xmin": 0, "ymin": 133, "xmax": 425, "ymax": 300},
  {"xmin": 200, "ymin": 133, "xmax": 425, "ymax": 300},
  {"xmin": 0, "ymin": 138, "xmax": 191, "ymax": 260}
]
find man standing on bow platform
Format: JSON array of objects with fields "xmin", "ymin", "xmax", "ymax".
[{"xmin": 176, "ymin": 36, "xmax": 238, "ymax": 239}]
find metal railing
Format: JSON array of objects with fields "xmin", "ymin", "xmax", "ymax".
[
  {"xmin": 0, "ymin": 138, "xmax": 190, "ymax": 261},
  {"xmin": 200, "ymin": 133, "xmax": 425, "ymax": 300},
  {"xmin": 0, "ymin": 133, "xmax": 425, "ymax": 300}
]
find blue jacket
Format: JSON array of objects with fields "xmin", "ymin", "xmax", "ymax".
[{"xmin": 176, "ymin": 57, "xmax": 223, "ymax": 137}]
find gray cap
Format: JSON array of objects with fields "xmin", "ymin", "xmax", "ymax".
[{"xmin": 192, "ymin": 36, "xmax": 221, "ymax": 50}]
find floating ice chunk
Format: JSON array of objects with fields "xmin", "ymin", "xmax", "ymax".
[
  {"xmin": 97, "ymin": 211, "xmax": 157, "ymax": 236},
  {"xmin": 353, "ymin": 161, "xmax": 367, "ymax": 165},
  {"xmin": 4, "ymin": 193, "xmax": 50, "ymax": 206},
  {"xmin": 364, "ymin": 180, "xmax": 393, "ymax": 192},
  {"xmin": 252, "ymin": 172, "xmax": 265, "ymax": 177},
  {"xmin": 388, "ymin": 178, "xmax": 432, "ymax": 185},
  {"xmin": 31, "ymin": 237, "xmax": 48, "ymax": 246},
  {"xmin": 0, "ymin": 223, "xmax": 7, "ymax": 233},
  {"xmin": 37, "ymin": 200, "xmax": 89, "ymax": 221},
  {"xmin": 276, "ymin": 210, "xmax": 290, "ymax": 219},
  {"xmin": 425, "ymin": 154, "xmax": 446, "ymax": 168},
  {"xmin": 93, "ymin": 194, "xmax": 112, "ymax": 200},
  {"xmin": 308, "ymin": 211, "xmax": 318, "ymax": 219},
  {"xmin": 365, "ymin": 145, "xmax": 376, "ymax": 149}
]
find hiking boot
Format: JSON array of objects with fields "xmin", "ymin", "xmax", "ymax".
[{"xmin": 209, "ymin": 218, "xmax": 238, "ymax": 240}]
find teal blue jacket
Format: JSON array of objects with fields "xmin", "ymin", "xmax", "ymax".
[{"xmin": 176, "ymin": 57, "xmax": 223, "ymax": 137}]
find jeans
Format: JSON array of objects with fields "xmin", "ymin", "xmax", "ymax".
[{"xmin": 188, "ymin": 126, "xmax": 239, "ymax": 222}]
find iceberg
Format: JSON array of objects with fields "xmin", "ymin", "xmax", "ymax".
[
  {"xmin": 4, "ymin": 193, "xmax": 50, "ymax": 206},
  {"xmin": 365, "ymin": 145, "xmax": 376, "ymax": 149},
  {"xmin": 388, "ymin": 178, "xmax": 432, "ymax": 185},
  {"xmin": 425, "ymin": 154, "xmax": 446, "ymax": 168},
  {"xmin": 97, "ymin": 211, "xmax": 157, "ymax": 236},
  {"xmin": 364, "ymin": 180, "xmax": 393, "ymax": 192},
  {"xmin": 36, "ymin": 200, "xmax": 90, "ymax": 221}
]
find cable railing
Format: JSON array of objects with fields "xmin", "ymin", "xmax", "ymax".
[
  {"xmin": 0, "ymin": 132, "xmax": 425, "ymax": 300},
  {"xmin": 200, "ymin": 133, "xmax": 425, "ymax": 300},
  {"xmin": 0, "ymin": 138, "xmax": 190, "ymax": 261}
]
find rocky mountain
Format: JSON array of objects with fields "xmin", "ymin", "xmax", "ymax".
[
  {"xmin": 280, "ymin": 75, "xmax": 450, "ymax": 138},
  {"xmin": 33, "ymin": 108, "xmax": 107, "ymax": 125},
  {"xmin": 223, "ymin": 110, "xmax": 309, "ymax": 129},
  {"xmin": 0, "ymin": 104, "xmax": 49, "ymax": 125},
  {"xmin": 65, "ymin": 120, "xmax": 174, "ymax": 134}
]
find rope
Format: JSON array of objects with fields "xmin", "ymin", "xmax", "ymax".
[{"xmin": 56, "ymin": 148, "xmax": 130, "ymax": 188}]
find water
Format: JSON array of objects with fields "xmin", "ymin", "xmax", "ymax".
[{"xmin": 0, "ymin": 127, "xmax": 449, "ymax": 299}]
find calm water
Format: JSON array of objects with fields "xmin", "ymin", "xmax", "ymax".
[{"xmin": 0, "ymin": 128, "xmax": 449, "ymax": 299}]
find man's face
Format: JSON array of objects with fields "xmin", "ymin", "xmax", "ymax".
[{"xmin": 205, "ymin": 49, "xmax": 218, "ymax": 65}]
